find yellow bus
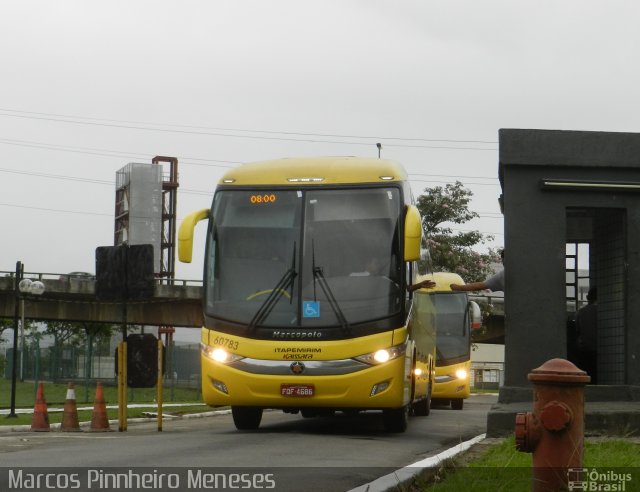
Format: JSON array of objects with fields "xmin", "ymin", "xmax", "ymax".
[
  {"xmin": 422, "ymin": 272, "xmax": 481, "ymax": 410},
  {"xmin": 178, "ymin": 157, "xmax": 436, "ymax": 432}
]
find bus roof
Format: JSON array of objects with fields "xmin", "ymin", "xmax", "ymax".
[{"xmin": 218, "ymin": 157, "xmax": 408, "ymax": 186}]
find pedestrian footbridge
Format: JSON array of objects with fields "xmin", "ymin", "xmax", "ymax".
[
  {"xmin": 0, "ymin": 273, "xmax": 506, "ymax": 341},
  {"xmin": 0, "ymin": 273, "xmax": 203, "ymax": 328}
]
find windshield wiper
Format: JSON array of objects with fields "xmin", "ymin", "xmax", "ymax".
[
  {"xmin": 436, "ymin": 346, "xmax": 445, "ymax": 363},
  {"xmin": 248, "ymin": 243, "xmax": 297, "ymax": 331},
  {"xmin": 311, "ymin": 240, "xmax": 350, "ymax": 333}
]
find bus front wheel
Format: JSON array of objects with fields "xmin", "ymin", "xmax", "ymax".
[
  {"xmin": 382, "ymin": 405, "xmax": 409, "ymax": 433},
  {"xmin": 232, "ymin": 406, "xmax": 263, "ymax": 430}
]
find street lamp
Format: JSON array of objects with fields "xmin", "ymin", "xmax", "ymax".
[
  {"xmin": 19, "ymin": 279, "xmax": 45, "ymax": 296},
  {"xmin": 7, "ymin": 262, "xmax": 45, "ymax": 419}
]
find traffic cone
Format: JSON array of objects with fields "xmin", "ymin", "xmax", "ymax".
[
  {"xmin": 61, "ymin": 383, "xmax": 81, "ymax": 432},
  {"xmin": 31, "ymin": 382, "xmax": 51, "ymax": 432},
  {"xmin": 89, "ymin": 382, "xmax": 111, "ymax": 432}
]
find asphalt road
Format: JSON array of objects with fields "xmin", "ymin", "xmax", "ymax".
[{"xmin": 0, "ymin": 394, "xmax": 497, "ymax": 492}]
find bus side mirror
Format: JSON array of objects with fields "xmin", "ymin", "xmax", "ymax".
[
  {"xmin": 469, "ymin": 301, "xmax": 482, "ymax": 334},
  {"xmin": 178, "ymin": 208, "xmax": 210, "ymax": 263},
  {"xmin": 404, "ymin": 205, "xmax": 422, "ymax": 261}
]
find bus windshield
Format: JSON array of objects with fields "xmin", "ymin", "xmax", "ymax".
[
  {"xmin": 432, "ymin": 293, "xmax": 470, "ymax": 364},
  {"xmin": 205, "ymin": 187, "xmax": 402, "ymax": 329}
]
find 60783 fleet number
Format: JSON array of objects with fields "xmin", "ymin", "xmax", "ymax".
[{"xmin": 213, "ymin": 336, "xmax": 239, "ymax": 351}]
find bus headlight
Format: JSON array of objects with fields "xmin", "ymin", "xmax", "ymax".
[
  {"xmin": 354, "ymin": 343, "xmax": 406, "ymax": 365},
  {"xmin": 455, "ymin": 369, "xmax": 468, "ymax": 380},
  {"xmin": 374, "ymin": 350, "xmax": 390, "ymax": 363},
  {"xmin": 200, "ymin": 343, "xmax": 244, "ymax": 364}
]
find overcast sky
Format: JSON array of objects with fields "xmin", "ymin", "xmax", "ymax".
[{"xmin": 2, "ymin": 1, "xmax": 639, "ymax": 285}]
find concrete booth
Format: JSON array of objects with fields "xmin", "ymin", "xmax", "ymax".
[{"xmin": 488, "ymin": 129, "xmax": 640, "ymax": 436}]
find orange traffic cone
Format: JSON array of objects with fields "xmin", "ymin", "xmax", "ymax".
[
  {"xmin": 61, "ymin": 383, "xmax": 81, "ymax": 432},
  {"xmin": 89, "ymin": 383, "xmax": 111, "ymax": 432},
  {"xmin": 31, "ymin": 382, "xmax": 51, "ymax": 432}
]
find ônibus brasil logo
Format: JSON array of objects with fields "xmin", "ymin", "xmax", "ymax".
[{"xmin": 567, "ymin": 468, "xmax": 633, "ymax": 491}]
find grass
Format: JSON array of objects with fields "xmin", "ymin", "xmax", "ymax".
[
  {"xmin": 470, "ymin": 388, "xmax": 499, "ymax": 394},
  {"xmin": 1, "ymin": 404, "xmax": 214, "ymax": 427},
  {"xmin": 403, "ymin": 436, "xmax": 640, "ymax": 491},
  {"xmin": 0, "ymin": 378, "xmax": 201, "ymax": 406},
  {"xmin": 0, "ymin": 378, "xmax": 207, "ymax": 426}
]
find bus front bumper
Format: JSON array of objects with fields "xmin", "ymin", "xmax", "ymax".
[
  {"xmin": 200, "ymin": 354, "xmax": 411, "ymax": 410},
  {"xmin": 432, "ymin": 377, "xmax": 470, "ymax": 400}
]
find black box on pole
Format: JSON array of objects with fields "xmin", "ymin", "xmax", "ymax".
[
  {"xmin": 114, "ymin": 334, "xmax": 164, "ymax": 388},
  {"xmin": 127, "ymin": 244, "xmax": 155, "ymax": 301},
  {"xmin": 95, "ymin": 246, "xmax": 127, "ymax": 301},
  {"xmin": 95, "ymin": 244, "xmax": 154, "ymax": 301}
]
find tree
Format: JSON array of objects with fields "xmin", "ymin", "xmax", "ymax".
[
  {"xmin": 416, "ymin": 181, "xmax": 500, "ymax": 283},
  {"xmin": 0, "ymin": 318, "xmax": 14, "ymax": 344},
  {"xmin": 43, "ymin": 321, "xmax": 80, "ymax": 381},
  {"xmin": 82, "ymin": 322, "xmax": 116, "ymax": 356},
  {"xmin": 44, "ymin": 321, "xmax": 115, "ymax": 380},
  {"xmin": 0, "ymin": 319, "xmax": 16, "ymax": 376},
  {"xmin": 0, "ymin": 273, "xmax": 17, "ymax": 343},
  {"xmin": 45, "ymin": 321, "xmax": 82, "ymax": 347}
]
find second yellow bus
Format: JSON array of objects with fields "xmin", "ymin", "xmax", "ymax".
[{"xmin": 420, "ymin": 272, "xmax": 481, "ymax": 410}]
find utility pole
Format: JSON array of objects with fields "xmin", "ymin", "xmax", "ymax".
[{"xmin": 7, "ymin": 261, "xmax": 23, "ymax": 418}]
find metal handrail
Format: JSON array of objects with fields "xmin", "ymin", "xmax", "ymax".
[{"xmin": 0, "ymin": 270, "xmax": 203, "ymax": 287}]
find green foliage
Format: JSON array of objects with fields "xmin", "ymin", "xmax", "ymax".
[
  {"xmin": 36, "ymin": 321, "xmax": 117, "ymax": 381},
  {"xmin": 585, "ymin": 439, "xmax": 640, "ymax": 467},
  {"xmin": 0, "ymin": 318, "xmax": 15, "ymax": 343},
  {"xmin": 0, "ymin": 378, "xmax": 204, "ymax": 417},
  {"xmin": 416, "ymin": 181, "xmax": 499, "ymax": 283},
  {"xmin": 0, "ymin": 273, "xmax": 16, "ymax": 342},
  {"xmin": 1, "ymin": 316, "xmax": 39, "ymax": 345},
  {"xmin": 45, "ymin": 321, "xmax": 83, "ymax": 347},
  {"xmin": 43, "ymin": 321, "xmax": 115, "ymax": 354},
  {"xmin": 410, "ymin": 436, "xmax": 640, "ymax": 491},
  {"xmin": 81, "ymin": 323, "xmax": 116, "ymax": 356}
]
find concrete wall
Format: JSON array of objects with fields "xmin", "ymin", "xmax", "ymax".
[{"xmin": 500, "ymin": 129, "xmax": 640, "ymax": 389}]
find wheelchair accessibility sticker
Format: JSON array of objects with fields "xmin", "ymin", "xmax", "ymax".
[{"xmin": 303, "ymin": 301, "xmax": 320, "ymax": 318}]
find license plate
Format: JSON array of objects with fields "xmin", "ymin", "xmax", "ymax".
[{"xmin": 280, "ymin": 384, "xmax": 314, "ymax": 397}]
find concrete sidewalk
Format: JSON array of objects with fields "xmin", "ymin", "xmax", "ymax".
[{"xmin": 489, "ymin": 400, "xmax": 640, "ymax": 436}]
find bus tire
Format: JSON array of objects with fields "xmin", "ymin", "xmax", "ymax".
[
  {"xmin": 382, "ymin": 405, "xmax": 409, "ymax": 433},
  {"xmin": 232, "ymin": 406, "xmax": 263, "ymax": 430},
  {"xmin": 413, "ymin": 382, "xmax": 432, "ymax": 417},
  {"xmin": 451, "ymin": 398, "xmax": 464, "ymax": 410}
]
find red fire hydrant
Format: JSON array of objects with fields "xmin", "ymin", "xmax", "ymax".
[{"xmin": 515, "ymin": 358, "xmax": 590, "ymax": 491}]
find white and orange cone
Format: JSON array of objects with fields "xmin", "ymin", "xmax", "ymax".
[{"xmin": 61, "ymin": 383, "xmax": 81, "ymax": 432}]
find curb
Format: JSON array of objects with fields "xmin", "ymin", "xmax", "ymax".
[{"xmin": 347, "ymin": 433, "xmax": 487, "ymax": 492}]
